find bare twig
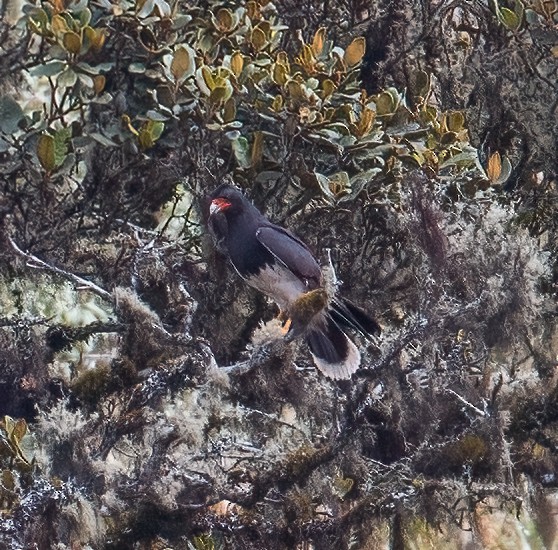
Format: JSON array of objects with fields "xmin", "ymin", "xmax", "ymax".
[
  {"xmin": 8, "ymin": 236, "xmax": 113, "ymax": 302},
  {"xmin": 446, "ymin": 388, "xmax": 487, "ymax": 417}
]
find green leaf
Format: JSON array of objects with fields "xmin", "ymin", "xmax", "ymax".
[
  {"xmin": 137, "ymin": 120, "xmax": 165, "ymax": 150},
  {"xmin": 149, "ymin": 120, "xmax": 165, "ymax": 140},
  {"xmin": 57, "ymin": 69, "xmax": 78, "ymax": 88},
  {"xmin": 78, "ymin": 7, "xmax": 92, "ymax": 26},
  {"xmin": 37, "ymin": 134, "xmax": 56, "ymax": 171},
  {"xmin": 230, "ymin": 135, "xmax": 250, "ymax": 168},
  {"xmin": 54, "ymin": 127, "xmax": 71, "ymax": 167},
  {"xmin": 446, "ymin": 111, "xmax": 465, "ymax": 132},
  {"xmin": 209, "ymin": 86, "xmax": 228, "ymax": 104},
  {"xmin": 0, "ymin": 96, "xmax": 25, "ymax": 134},
  {"xmin": 499, "ymin": 7, "xmax": 520, "ymax": 30},
  {"xmin": 27, "ymin": 8, "xmax": 49, "ymax": 35},
  {"xmin": 30, "ymin": 61, "xmax": 66, "ymax": 77}
]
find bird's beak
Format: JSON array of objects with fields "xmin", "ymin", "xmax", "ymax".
[{"xmin": 209, "ymin": 198, "xmax": 231, "ymax": 216}]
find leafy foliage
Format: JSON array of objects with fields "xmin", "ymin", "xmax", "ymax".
[
  {"xmin": 0, "ymin": 0, "xmax": 556, "ymax": 549},
  {"xmin": 1, "ymin": 0, "xmax": 486, "ymax": 230}
]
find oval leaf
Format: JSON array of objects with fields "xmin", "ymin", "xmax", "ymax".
[
  {"xmin": 93, "ymin": 74, "xmax": 106, "ymax": 94},
  {"xmin": 63, "ymin": 31, "xmax": 82, "ymax": 54},
  {"xmin": 499, "ymin": 7, "xmax": 520, "ymax": 30},
  {"xmin": 37, "ymin": 134, "xmax": 56, "ymax": 172},
  {"xmin": 272, "ymin": 62, "xmax": 288, "ymax": 85},
  {"xmin": 230, "ymin": 51, "xmax": 243, "ymax": 78},
  {"xmin": 344, "ymin": 37, "xmax": 366, "ymax": 67},
  {"xmin": 50, "ymin": 14, "xmax": 69, "ymax": 35},
  {"xmin": 215, "ymin": 7, "xmax": 234, "ymax": 31},
  {"xmin": 446, "ymin": 111, "xmax": 465, "ymax": 132},
  {"xmin": 251, "ymin": 27, "xmax": 266, "ymax": 51},
  {"xmin": 171, "ymin": 46, "xmax": 192, "ymax": 82},
  {"xmin": 0, "ymin": 96, "xmax": 25, "ymax": 134}
]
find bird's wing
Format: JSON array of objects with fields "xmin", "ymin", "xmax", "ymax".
[{"xmin": 256, "ymin": 225, "xmax": 322, "ymax": 286}]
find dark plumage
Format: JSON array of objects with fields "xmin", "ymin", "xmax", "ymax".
[{"xmin": 207, "ymin": 184, "xmax": 380, "ymax": 379}]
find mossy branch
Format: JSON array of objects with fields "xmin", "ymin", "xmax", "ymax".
[{"xmin": 7, "ymin": 236, "xmax": 112, "ymax": 302}]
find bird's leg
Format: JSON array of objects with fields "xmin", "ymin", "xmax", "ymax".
[
  {"xmin": 280, "ymin": 317, "xmax": 292, "ymax": 335},
  {"xmin": 276, "ymin": 309, "xmax": 292, "ymax": 335}
]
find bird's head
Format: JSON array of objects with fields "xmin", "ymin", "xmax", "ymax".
[{"xmin": 208, "ymin": 184, "xmax": 252, "ymax": 220}]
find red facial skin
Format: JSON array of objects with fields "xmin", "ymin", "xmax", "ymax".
[{"xmin": 209, "ymin": 197, "xmax": 232, "ymax": 216}]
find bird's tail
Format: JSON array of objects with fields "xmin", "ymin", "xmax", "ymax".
[{"xmin": 305, "ymin": 298, "xmax": 380, "ymax": 380}]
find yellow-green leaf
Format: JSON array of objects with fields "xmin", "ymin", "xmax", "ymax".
[
  {"xmin": 93, "ymin": 74, "xmax": 106, "ymax": 94},
  {"xmin": 251, "ymin": 131, "xmax": 263, "ymax": 167},
  {"xmin": 230, "ymin": 51, "xmax": 244, "ymax": 78},
  {"xmin": 287, "ymin": 80, "xmax": 306, "ymax": 102},
  {"xmin": 63, "ymin": 31, "xmax": 81, "ymax": 54},
  {"xmin": 11, "ymin": 419, "xmax": 27, "ymax": 444},
  {"xmin": 446, "ymin": 111, "xmax": 465, "ymax": 132},
  {"xmin": 499, "ymin": 7, "xmax": 520, "ymax": 30},
  {"xmin": 322, "ymin": 79, "xmax": 335, "ymax": 99},
  {"xmin": 272, "ymin": 63, "xmax": 288, "ymax": 86},
  {"xmin": 37, "ymin": 134, "xmax": 56, "ymax": 172},
  {"xmin": 332, "ymin": 474, "xmax": 354, "ymax": 499},
  {"xmin": 344, "ymin": 36, "xmax": 366, "ymax": 67},
  {"xmin": 201, "ymin": 66, "xmax": 216, "ymax": 91},
  {"xmin": 375, "ymin": 92, "xmax": 395, "ymax": 115},
  {"xmin": 357, "ymin": 107, "xmax": 375, "ymax": 136},
  {"xmin": 148, "ymin": 120, "xmax": 165, "ymax": 140},
  {"xmin": 83, "ymin": 27, "xmax": 106, "ymax": 53},
  {"xmin": 413, "ymin": 70, "xmax": 430, "ymax": 97},
  {"xmin": 276, "ymin": 51, "xmax": 289, "ymax": 66},
  {"xmin": 122, "ymin": 114, "xmax": 139, "ymax": 136},
  {"xmin": 138, "ymin": 128, "xmax": 153, "ymax": 150},
  {"xmin": 51, "ymin": 14, "xmax": 69, "ymax": 35},
  {"xmin": 2, "ymin": 416, "xmax": 15, "ymax": 436},
  {"xmin": 209, "ymin": 86, "xmax": 228, "ymax": 104},
  {"xmin": 91, "ymin": 28, "xmax": 107, "ymax": 52},
  {"xmin": 300, "ymin": 44, "xmax": 315, "ymax": 67},
  {"xmin": 251, "ymin": 27, "xmax": 266, "ymax": 51},
  {"xmin": 171, "ymin": 46, "xmax": 192, "ymax": 81},
  {"xmin": 27, "ymin": 8, "xmax": 49, "ymax": 36},
  {"xmin": 271, "ymin": 94, "xmax": 283, "ymax": 112}
]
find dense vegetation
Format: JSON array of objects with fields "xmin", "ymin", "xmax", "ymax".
[{"xmin": 0, "ymin": 0, "xmax": 557, "ymax": 548}]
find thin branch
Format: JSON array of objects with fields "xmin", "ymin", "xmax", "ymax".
[
  {"xmin": 446, "ymin": 388, "xmax": 487, "ymax": 417},
  {"xmin": 8, "ymin": 236, "xmax": 113, "ymax": 302}
]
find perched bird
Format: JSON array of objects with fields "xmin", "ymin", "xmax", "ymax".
[{"xmin": 207, "ymin": 184, "xmax": 380, "ymax": 379}]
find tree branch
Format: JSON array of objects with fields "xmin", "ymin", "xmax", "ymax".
[{"xmin": 7, "ymin": 236, "xmax": 113, "ymax": 302}]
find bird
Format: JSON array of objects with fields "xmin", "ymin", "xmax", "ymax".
[{"xmin": 207, "ymin": 184, "xmax": 380, "ymax": 379}]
